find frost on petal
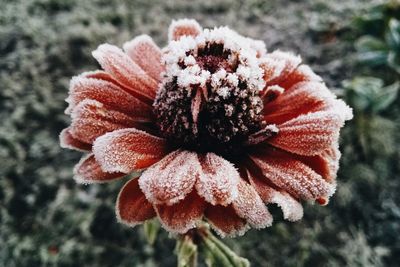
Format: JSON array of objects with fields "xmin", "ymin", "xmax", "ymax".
[
  {"xmin": 249, "ymin": 148, "xmax": 335, "ymax": 202},
  {"xmin": 92, "ymin": 44, "xmax": 158, "ymax": 101},
  {"xmin": 268, "ymin": 110, "xmax": 347, "ymax": 156},
  {"xmin": 232, "ymin": 179, "xmax": 273, "ymax": 228},
  {"xmin": 263, "ymin": 81, "xmax": 335, "ymax": 124},
  {"xmin": 123, "ymin": 35, "xmax": 165, "ymax": 81},
  {"xmin": 195, "ymin": 153, "xmax": 240, "ymax": 206},
  {"xmin": 168, "ymin": 19, "xmax": 202, "ymax": 41},
  {"xmin": 155, "ymin": 190, "xmax": 205, "ymax": 234},
  {"xmin": 260, "ymin": 50, "xmax": 301, "ymax": 85},
  {"xmin": 92, "ymin": 128, "xmax": 168, "ymax": 173},
  {"xmin": 139, "ymin": 150, "xmax": 200, "ymax": 205},
  {"xmin": 248, "ymin": 170, "xmax": 303, "ymax": 221},
  {"xmin": 277, "ymin": 64, "xmax": 322, "ymax": 90},
  {"xmin": 66, "ymin": 74, "xmax": 152, "ymax": 120},
  {"xmin": 59, "ymin": 127, "xmax": 91, "ymax": 151},
  {"xmin": 205, "ymin": 204, "xmax": 248, "ymax": 238},
  {"xmin": 73, "ymin": 154, "xmax": 124, "ymax": 184},
  {"xmin": 69, "ymin": 99, "xmax": 140, "ymax": 144},
  {"xmin": 116, "ymin": 178, "xmax": 156, "ymax": 226}
]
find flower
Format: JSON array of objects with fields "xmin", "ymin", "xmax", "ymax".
[{"xmin": 60, "ymin": 19, "xmax": 353, "ymax": 237}]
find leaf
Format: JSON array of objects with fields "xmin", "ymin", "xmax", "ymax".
[
  {"xmin": 199, "ymin": 227, "xmax": 250, "ymax": 267},
  {"xmin": 372, "ymin": 81, "xmax": 399, "ymax": 113},
  {"xmin": 387, "ymin": 51, "xmax": 400, "ymax": 74},
  {"xmin": 143, "ymin": 219, "xmax": 160, "ymax": 245},
  {"xmin": 175, "ymin": 235, "xmax": 198, "ymax": 267},
  {"xmin": 386, "ymin": 18, "xmax": 400, "ymax": 49},
  {"xmin": 355, "ymin": 36, "xmax": 387, "ymax": 52}
]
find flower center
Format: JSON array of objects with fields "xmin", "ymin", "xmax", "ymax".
[{"xmin": 153, "ymin": 28, "xmax": 269, "ymax": 156}]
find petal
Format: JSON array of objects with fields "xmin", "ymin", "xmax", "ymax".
[
  {"xmin": 263, "ymin": 81, "xmax": 335, "ymax": 124},
  {"xmin": 73, "ymin": 154, "xmax": 125, "ymax": 184},
  {"xmin": 155, "ymin": 190, "xmax": 205, "ymax": 234},
  {"xmin": 66, "ymin": 73, "xmax": 152, "ymax": 120},
  {"xmin": 139, "ymin": 150, "xmax": 200, "ymax": 205},
  {"xmin": 248, "ymin": 170, "xmax": 303, "ymax": 222},
  {"xmin": 205, "ymin": 204, "xmax": 248, "ymax": 238},
  {"xmin": 277, "ymin": 64, "xmax": 322, "ymax": 90},
  {"xmin": 249, "ymin": 148, "xmax": 335, "ymax": 202},
  {"xmin": 116, "ymin": 178, "xmax": 156, "ymax": 226},
  {"xmin": 268, "ymin": 110, "xmax": 348, "ymax": 156},
  {"xmin": 232, "ymin": 179, "xmax": 273, "ymax": 228},
  {"xmin": 93, "ymin": 128, "xmax": 168, "ymax": 173},
  {"xmin": 92, "ymin": 44, "xmax": 158, "ymax": 101},
  {"xmin": 59, "ymin": 127, "xmax": 91, "ymax": 151},
  {"xmin": 168, "ymin": 19, "xmax": 202, "ymax": 41},
  {"xmin": 123, "ymin": 35, "xmax": 165, "ymax": 82},
  {"xmin": 260, "ymin": 51, "xmax": 301, "ymax": 85},
  {"xmin": 69, "ymin": 99, "xmax": 140, "ymax": 144},
  {"xmin": 195, "ymin": 153, "xmax": 240, "ymax": 206}
]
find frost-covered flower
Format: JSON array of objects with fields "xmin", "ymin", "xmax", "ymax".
[{"xmin": 60, "ymin": 19, "xmax": 352, "ymax": 237}]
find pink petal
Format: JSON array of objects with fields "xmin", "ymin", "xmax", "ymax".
[
  {"xmin": 268, "ymin": 110, "xmax": 347, "ymax": 156},
  {"xmin": 232, "ymin": 179, "xmax": 273, "ymax": 228},
  {"xmin": 195, "ymin": 153, "xmax": 240, "ymax": 206},
  {"xmin": 92, "ymin": 128, "xmax": 168, "ymax": 173},
  {"xmin": 263, "ymin": 81, "xmax": 335, "ymax": 124},
  {"xmin": 168, "ymin": 19, "xmax": 202, "ymax": 41},
  {"xmin": 73, "ymin": 154, "xmax": 125, "ymax": 184},
  {"xmin": 123, "ymin": 35, "xmax": 165, "ymax": 82},
  {"xmin": 69, "ymin": 99, "xmax": 140, "ymax": 144},
  {"xmin": 205, "ymin": 204, "xmax": 248, "ymax": 238},
  {"xmin": 260, "ymin": 51, "xmax": 301, "ymax": 85},
  {"xmin": 139, "ymin": 150, "xmax": 200, "ymax": 205},
  {"xmin": 92, "ymin": 44, "xmax": 158, "ymax": 101},
  {"xmin": 249, "ymin": 148, "xmax": 335, "ymax": 202},
  {"xmin": 277, "ymin": 64, "xmax": 322, "ymax": 90},
  {"xmin": 59, "ymin": 127, "xmax": 91, "ymax": 151},
  {"xmin": 155, "ymin": 190, "xmax": 205, "ymax": 234},
  {"xmin": 248, "ymin": 170, "xmax": 303, "ymax": 221},
  {"xmin": 66, "ymin": 73, "xmax": 152, "ymax": 120},
  {"xmin": 116, "ymin": 178, "xmax": 156, "ymax": 226}
]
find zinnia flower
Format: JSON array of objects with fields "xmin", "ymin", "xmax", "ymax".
[{"xmin": 60, "ymin": 19, "xmax": 352, "ymax": 237}]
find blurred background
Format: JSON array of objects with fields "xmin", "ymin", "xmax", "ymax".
[{"xmin": 1, "ymin": 0, "xmax": 399, "ymax": 266}]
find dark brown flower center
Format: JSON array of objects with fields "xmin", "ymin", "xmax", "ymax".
[{"xmin": 154, "ymin": 39, "xmax": 267, "ymax": 157}]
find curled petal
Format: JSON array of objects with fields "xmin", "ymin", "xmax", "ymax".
[
  {"xmin": 250, "ymin": 148, "xmax": 335, "ymax": 202},
  {"xmin": 116, "ymin": 178, "xmax": 156, "ymax": 226},
  {"xmin": 66, "ymin": 73, "xmax": 152, "ymax": 120},
  {"xmin": 69, "ymin": 99, "xmax": 139, "ymax": 144},
  {"xmin": 232, "ymin": 179, "xmax": 273, "ymax": 228},
  {"xmin": 196, "ymin": 153, "xmax": 240, "ymax": 206},
  {"xmin": 123, "ymin": 35, "xmax": 165, "ymax": 81},
  {"xmin": 260, "ymin": 51, "xmax": 301, "ymax": 85},
  {"xmin": 92, "ymin": 44, "xmax": 158, "ymax": 101},
  {"xmin": 139, "ymin": 150, "xmax": 200, "ymax": 205},
  {"xmin": 263, "ymin": 81, "xmax": 336, "ymax": 124},
  {"xmin": 155, "ymin": 190, "xmax": 205, "ymax": 234},
  {"xmin": 248, "ymin": 170, "xmax": 303, "ymax": 221},
  {"xmin": 168, "ymin": 19, "xmax": 202, "ymax": 41},
  {"xmin": 93, "ymin": 128, "xmax": 168, "ymax": 173},
  {"xmin": 205, "ymin": 204, "xmax": 248, "ymax": 238},
  {"xmin": 59, "ymin": 127, "xmax": 91, "ymax": 151},
  {"xmin": 269, "ymin": 109, "xmax": 350, "ymax": 156},
  {"xmin": 73, "ymin": 154, "xmax": 124, "ymax": 184}
]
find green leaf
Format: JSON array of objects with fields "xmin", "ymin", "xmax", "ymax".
[
  {"xmin": 355, "ymin": 36, "xmax": 387, "ymax": 52},
  {"xmin": 199, "ymin": 228, "xmax": 250, "ymax": 267},
  {"xmin": 387, "ymin": 51, "xmax": 400, "ymax": 74},
  {"xmin": 386, "ymin": 18, "xmax": 400, "ymax": 49},
  {"xmin": 175, "ymin": 235, "xmax": 198, "ymax": 267},
  {"xmin": 372, "ymin": 81, "xmax": 399, "ymax": 113},
  {"xmin": 143, "ymin": 219, "xmax": 160, "ymax": 245}
]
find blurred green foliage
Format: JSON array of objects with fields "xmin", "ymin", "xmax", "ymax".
[
  {"xmin": 1, "ymin": 0, "xmax": 399, "ymax": 266},
  {"xmin": 354, "ymin": 1, "xmax": 400, "ymax": 73}
]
